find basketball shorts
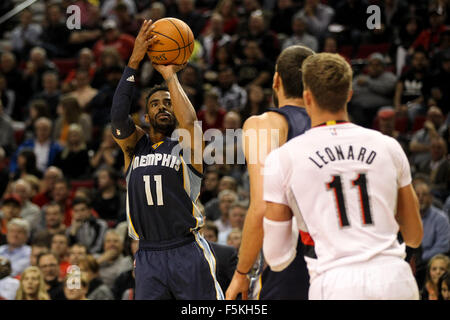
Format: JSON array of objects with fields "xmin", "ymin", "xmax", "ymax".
[
  {"xmin": 256, "ymin": 238, "xmax": 310, "ymax": 300},
  {"xmin": 309, "ymin": 256, "xmax": 419, "ymax": 300},
  {"xmin": 134, "ymin": 232, "xmax": 224, "ymax": 300}
]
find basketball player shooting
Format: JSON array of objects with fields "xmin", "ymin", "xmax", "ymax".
[
  {"xmin": 262, "ymin": 53, "xmax": 423, "ymax": 300},
  {"xmin": 110, "ymin": 20, "xmax": 223, "ymax": 300}
]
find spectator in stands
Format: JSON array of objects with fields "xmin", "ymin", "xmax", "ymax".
[
  {"xmin": 30, "ymin": 242, "xmax": 49, "ymax": 267},
  {"xmin": 91, "ymin": 47, "xmax": 123, "ymax": 90},
  {"xmin": 36, "ymin": 251, "xmax": 64, "ymax": 300},
  {"xmin": 282, "ymin": 15, "xmax": 318, "ymax": 52},
  {"xmin": 94, "ymin": 229, "xmax": 133, "ymax": 289},
  {"xmin": 375, "ymin": 106, "xmax": 410, "ymax": 152},
  {"xmin": 350, "ymin": 53, "xmax": 397, "ymax": 128},
  {"xmin": 429, "ymin": 49, "xmax": 450, "ymax": 116},
  {"xmin": 68, "ymin": 243, "xmax": 88, "ymax": 266},
  {"xmin": 53, "ymin": 95, "xmax": 92, "ymax": 147},
  {"xmin": 111, "ymin": 235, "xmax": 137, "ymax": 300},
  {"xmin": 62, "ymin": 48, "xmax": 97, "ymax": 93},
  {"xmin": 0, "ymin": 218, "xmax": 31, "ymax": 277},
  {"xmin": 410, "ymin": 7, "xmax": 447, "ymax": 55},
  {"xmin": 93, "ymin": 19, "xmax": 135, "ymax": 64},
  {"xmin": 32, "ymin": 166, "xmax": 63, "ymax": 208},
  {"xmin": 101, "ymin": 0, "xmax": 137, "ymax": 18},
  {"xmin": 212, "ymin": 0, "xmax": 239, "ymax": 36},
  {"xmin": 394, "ymin": 49, "xmax": 431, "ymax": 121},
  {"xmin": 50, "ymin": 233, "xmax": 70, "ymax": 280},
  {"xmin": 395, "ymin": 15, "xmax": 422, "ymax": 77},
  {"xmin": 0, "ymin": 256, "xmax": 20, "ymax": 300},
  {"xmin": 240, "ymin": 84, "xmax": 269, "ymax": 122},
  {"xmin": 200, "ymin": 220, "xmax": 220, "ymax": 243},
  {"xmin": 208, "ymin": 189, "xmax": 238, "ymax": 233},
  {"xmin": 205, "ymin": 43, "xmax": 236, "ymax": 86},
  {"xmin": 0, "ymin": 52, "xmax": 26, "ymax": 120},
  {"xmin": 66, "ymin": 197, "xmax": 108, "ymax": 254},
  {"xmin": 77, "ymin": 254, "xmax": 114, "ymax": 300},
  {"xmin": 53, "ymin": 124, "xmax": 91, "ymax": 180},
  {"xmin": 409, "ymin": 106, "xmax": 446, "ymax": 170},
  {"xmin": 200, "ymin": 169, "xmax": 220, "ymax": 205},
  {"xmin": 24, "ymin": 99, "xmax": 51, "ymax": 142},
  {"xmin": 63, "ymin": 271, "xmax": 89, "ymax": 300},
  {"xmin": 438, "ymin": 271, "xmax": 450, "ymax": 300},
  {"xmin": 67, "ymin": 69, "xmax": 99, "ymax": 112},
  {"xmin": 270, "ymin": 0, "xmax": 300, "ymax": 37},
  {"xmin": 51, "ymin": 178, "xmax": 73, "ymax": 227},
  {"xmin": 40, "ymin": 202, "xmax": 67, "ymax": 238},
  {"xmin": 226, "ymin": 228, "xmax": 243, "ymax": 250},
  {"xmin": 234, "ymin": 10, "xmax": 281, "ymax": 62},
  {"xmin": 172, "ymin": 0, "xmax": 207, "ymax": 38},
  {"xmin": 236, "ymin": 40, "xmax": 274, "ymax": 88},
  {"xmin": 0, "ymin": 73, "xmax": 15, "ymax": 122},
  {"xmin": 201, "ymin": 13, "xmax": 232, "ymax": 69},
  {"xmin": 22, "ymin": 47, "xmax": 57, "ymax": 99},
  {"xmin": 218, "ymin": 201, "xmax": 247, "ymax": 244},
  {"xmin": 10, "ymin": 117, "xmax": 62, "ymax": 177},
  {"xmin": 91, "ymin": 166, "xmax": 126, "ymax": 226},
  {"xmin": 416, "ymin": 136, "xmax": 450, "ymax": 202},
  {"xmin": 67, "ymin": 2, "xmax": 102, "ymax": 51},
  {"xmin": 0, "ymin": 194, "xmax": 22, "ymax": 237},
  {"xmin": 32, "ymin": 70, "xmax": 61, "ymax": 118},
  {"xmin": 178, "ymin": 63, "xmax": 204, "ymax": 110},
  {"xmin": 11, "ymin": 179, "xmax": 42, "ymax": 235},
  {"xmin": 113, "ymin": 2, "xmax": 140, "ymax": 37},
  {"xmin": 0, "ymin": 100, "xmax": 15, "ymax": 157},
  {"xmin": 15, "ymin": 266, "xmax": 50, "ymax": 300},
  {"xmin": 216, "ymin": 67, "xmax": 247, "ymax": 112},
  {"xmin": 294, "ymin": 0, "xmax": 334, "ymax": 40},
  {"xmin": 13, "ymin": 148, "xmax": 44, "ymax": 181},
  {"xmin": 197, "ymin": 88, "xmax": 226, "ymax": 133},
  {"xmin": 332, "ymin": 0, "xmax": 367, "ymax": 47},
  {"xmin": 421, "ymin": 254, "xmax": 450, "ymax": 300},
  {"xmin": 0, "ymin": 148, "xmax": 8, "ymax": 201},
  {"xmin": 89, "ymin": 125, "xmax": 124, "ymax": 172},
  {"xmin": 414, "ymin": 180, "xmax": 450, "ymax": 272},
  {"xmin": 9, "ymin": 9, "xmax": 42, "ymax": 60},
  {"xmin": 40, "ymin": 2, "xmax": 71, "ymax": 58}
]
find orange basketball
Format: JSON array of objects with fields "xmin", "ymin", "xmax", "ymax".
[{"xmin": 147, "ymin": 18, "xmax": 195, "ymax": 65}]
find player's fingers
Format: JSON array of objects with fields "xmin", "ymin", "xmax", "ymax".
[
  {"xmin": 142, "ymin": 19, "xmax": 153, "ymax": 34},
  {"xmin": 225, "ymin": 289, "xmax": 236, "ymax": 300}
]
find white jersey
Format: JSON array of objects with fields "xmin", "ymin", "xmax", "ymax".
[{"xmin": 263, "ymin": 122, "xmax": 411, "ymax": 279}]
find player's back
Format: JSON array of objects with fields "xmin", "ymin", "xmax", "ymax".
[{"xmin": 273, "ymin": 122, "xmax": 408, "ymax": 276}]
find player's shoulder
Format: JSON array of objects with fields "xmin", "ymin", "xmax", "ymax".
[{"xmin": 243, "ymin": 111, "xmax": 287, "ymax": 131}]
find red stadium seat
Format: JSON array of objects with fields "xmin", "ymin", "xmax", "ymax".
[
  {"xmin": 52, "ymin": 58, "xmax": 78, "ymax": 78},
  {"xmin": 355, "ymin": 43, "xmax": 391, "ymax": 59}
]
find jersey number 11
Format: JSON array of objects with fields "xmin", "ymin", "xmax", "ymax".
[
  {"xmin": 327, "ymin": 173, "xmax": 373, "ymax": 228},
  {"xmin": 143, "ymin": 175, "xmax": 164, "ymax": 206}
]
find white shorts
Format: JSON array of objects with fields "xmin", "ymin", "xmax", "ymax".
[{"xmin": 309, "ymin": 257, "xmax": 419, "ymax": 300}]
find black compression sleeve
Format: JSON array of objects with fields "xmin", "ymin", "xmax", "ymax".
[{"xmin": 110, "ymin": 66, "xmax": 137, "ymax": 139}]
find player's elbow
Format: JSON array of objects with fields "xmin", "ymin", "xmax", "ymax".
[{"xmin": 262, "ymin": 217, "xmax": 296, "ymax": 272}]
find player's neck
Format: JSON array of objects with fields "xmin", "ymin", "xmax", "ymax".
[
  {"xmin": 149, "ymin": 129, "xmax": 166, "ymax": 144},
  {"xmin": 310, "ymin": 109, "xmax": 349, "ymax": 127},
  {"xmin": 279, "ymin": 97, "xmax": 305, "ymax": 108}
]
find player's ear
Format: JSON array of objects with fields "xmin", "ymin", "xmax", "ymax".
[
  {"xmin": 145, "ymin": 114, "xmax": 150, "ymax": 124},
  {"xmin": 272, "ymin": 72, "xmax": 280, "ymax": 90},
  {"xmin": 347, "ymin": 89, "xmax": 353, "ymax": 102}
]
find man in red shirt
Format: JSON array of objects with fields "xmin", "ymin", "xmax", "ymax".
[
  {"xmin": 410, "ymin": 8, "xmax": 448, "ymax": 54},
  {"xmin": 93, "ymin": 19, "xmax": 135, "ymax": 65}
]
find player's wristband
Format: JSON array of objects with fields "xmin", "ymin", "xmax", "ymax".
[{"xmin": 236, "ymin": 268, "xmax": 250, "ymax": 276}]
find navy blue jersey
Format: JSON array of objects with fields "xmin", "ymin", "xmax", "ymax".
[
  {"xmin": 125, "ymin": 134, "xmax": 203, "ymax": 241},
  {"xmin": 258, "ymin": 104, "xmax": 311, "ymax": 300},
  {"xmin": 267, "ymin": 105, "xmax": 310, "ymax": 140}
]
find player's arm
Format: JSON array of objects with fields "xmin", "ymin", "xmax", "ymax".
[
  {"xmin": 152, "ymin": 63, "xmax": 204, "ymax": 174},
  {"xmin": 225, "ymin": 113, "xmax": 287, "ymax": 300},
  {"xmin": 396, "ymin": 184, "xmax": 423, "ymax": 248},
  {"xmin": 111, "ymin": 20, "xmax": 155, "ymax": 171}
]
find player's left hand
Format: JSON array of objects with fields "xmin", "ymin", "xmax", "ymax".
[{"xmin": 152, "ymin": 63, "xmax": 187, "ymax": 82}]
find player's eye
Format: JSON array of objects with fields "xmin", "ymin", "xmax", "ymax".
[{"xmin": 164, "ymin": 100, "xmax": 172, "ymax": 107}]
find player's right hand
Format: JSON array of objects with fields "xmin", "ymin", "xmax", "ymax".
[
  {"xmin": 129, "ymin": 19, "xmax": 157, "ymax": 68},
  {"xmin": 225, "ymin": 272, "xmax": 250, "ymax": 300}
]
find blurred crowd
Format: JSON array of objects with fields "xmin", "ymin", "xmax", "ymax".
[{"xmin": 0, "ymin": 0, "xmax": 449, "ymax": 300}]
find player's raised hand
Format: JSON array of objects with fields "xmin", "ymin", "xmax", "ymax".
[
  {"xmin": 129, "ymin": 19, "xmax": 157, "ymax": 69},
  {"xmin": 152, "ymin": 63, "xmax": 187, "ymax": 83}
]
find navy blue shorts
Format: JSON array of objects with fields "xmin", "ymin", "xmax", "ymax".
[
  {"xmin": 134, "ymin": 232, "xmax": 224, "ymax": 300},
  {"xmin": 258, "ymin": 238, "xmax": 310, "ymax": 300}
]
